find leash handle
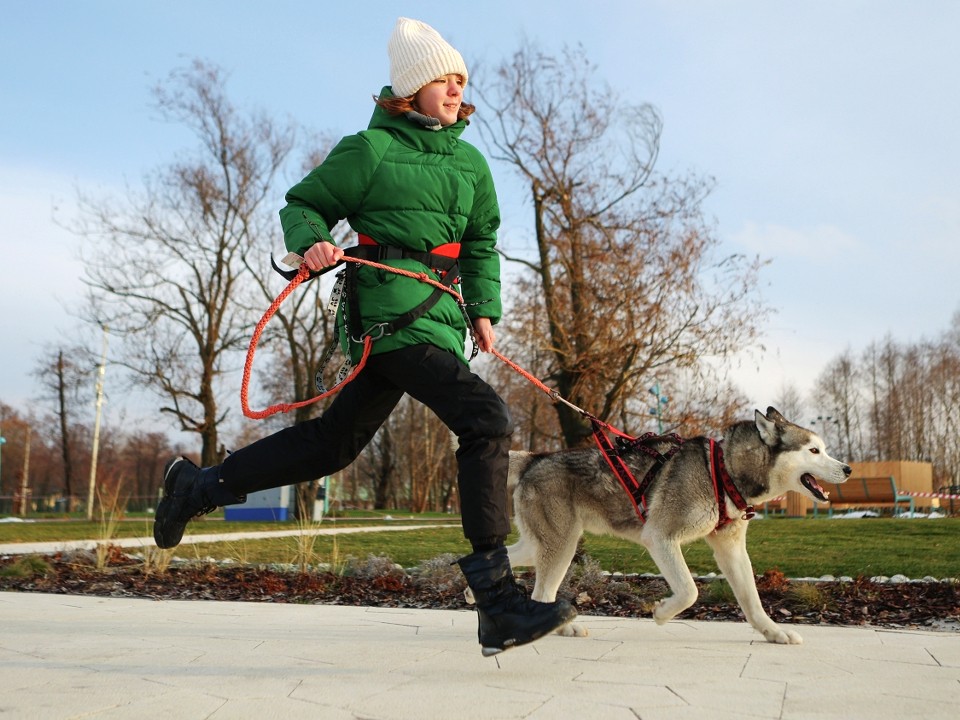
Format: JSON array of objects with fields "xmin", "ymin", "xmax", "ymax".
[
  {"xmin": 242, "ymin": 256, "xmax": 465, "ymax": 419},
  {"xmin": 240, "ymin": 264, "xmax": 375, "ymax": 419}
]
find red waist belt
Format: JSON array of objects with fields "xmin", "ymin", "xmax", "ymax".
[{"xmin": 358, "ymin": 233, "xmax": 461, "ymax": 259}]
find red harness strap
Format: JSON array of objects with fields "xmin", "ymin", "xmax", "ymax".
[
  {"xmin": 709, "ymin": 439, "xmax": 756, "ymax": 530},
  {"xmin": 591, "ymin": 419, "xmax": 685, "ymax": 521},
  {"xmin": 592, "ymin": 419, "xmax": 646, "ymax": 518}
]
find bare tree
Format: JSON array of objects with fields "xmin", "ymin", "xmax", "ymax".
[
  {"xmin": 901, "ymin": 343, "xmax": 937, "ymax": 462},
  {"xmin": 395, "ymin": 399, "xmax": 458, "ymax": 513},
  {"xmin": 771, "ymin": 383, "xmax": 806, "ymax": 424},
  {"xmin": 938, "ymin": 312, "xmax": 960, "ymax": 486},
  {"xmin": 30, "ymin": 346, "xmax": 92, "ymax": 504},
  {"xmin": 818, "ymin": 313, "xmax": 960, "ymax": 488},
  {"xmin": 77, "ymin": 60, "xmax": 297, "ymax": 465},
  {"xmin": 368, "ymin": 423, "xmax": 398, "ymax": 510},
  {"xmin": 475, "ymin": 45, "xmax": 767, "ymax": 447},
  {"xmin": 811, "ymin": 350, "xmax": 863, "ymax": 460},
  {"xmin": 0, "ymin": 405, "xmax": 36, "ymax": 510},
  {"xmin": 118, "ymin": 429, "xmax": 176, "ymax": 502},
  {"xmin": 866, "ymin": 338, "xmax": 907, "ymax": 461},
  {"xmin": 924, "ymin": 336, "xmax": 960, "ymax": 488}
]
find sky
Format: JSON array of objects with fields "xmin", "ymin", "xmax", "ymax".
[{"xmin": 2, "ymin": 0, "xmax": 959, "ymax": 440}]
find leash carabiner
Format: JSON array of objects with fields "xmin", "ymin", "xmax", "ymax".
[{"xmin": 354, "ymin": 322, "xmax": 391, "ymax": 343}]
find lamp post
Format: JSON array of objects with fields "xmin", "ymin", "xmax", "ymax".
[{"xmin": 86, "ymin": 326, "xmax": 109, "ymax": 521}]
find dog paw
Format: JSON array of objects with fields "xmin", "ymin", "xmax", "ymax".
[
  {"xmin": 557, "ymin": 622, "xmax": 588, "ymax": 638},
  {"xmin": 463, "ymin": 588, "xmax": 475, "ymax": 605},
  {"xmin": 763, "ymin": 626, "xmax": 803, "ymax": 645},
  {"xmin": 652, "ymin": 599, "xmax": 675, "ymax": 625}
]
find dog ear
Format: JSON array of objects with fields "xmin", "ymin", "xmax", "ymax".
[
  {"xmin": 755, "ymin": 409, "xmax": 779, "ymax": 446},
  {"xmin": 765, "ymin": 406, "xmax": 788, "ymax": 424}
]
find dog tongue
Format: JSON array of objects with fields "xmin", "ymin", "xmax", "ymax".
[{"xmin": 801, "ymin": 473, "xmax": 828, "ymax": 501}]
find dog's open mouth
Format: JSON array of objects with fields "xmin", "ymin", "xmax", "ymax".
[{"xmin": 801, "ymin": 473, "xmax": 829, "ymax": 501}]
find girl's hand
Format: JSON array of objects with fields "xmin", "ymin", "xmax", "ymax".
[
  {"xmin": 472, "ymin": 317, "xmax": 496, "ymax": 353},
  {"xmin": 304, "ymin": 241, "xmax": 344, "ymax": 271}
]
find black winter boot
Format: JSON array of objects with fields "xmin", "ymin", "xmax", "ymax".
[
  {"xmin": 457, "ymin": 546, "xmax": 577, "ymax": 656},
  {"xmin": 153, "ymin": 457, "xmax": 245, "ymax": 549}
]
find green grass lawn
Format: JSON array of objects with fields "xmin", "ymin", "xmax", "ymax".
[{"xmin": 4, "ymin": 514, "xmax": 956, "ymax": 579}]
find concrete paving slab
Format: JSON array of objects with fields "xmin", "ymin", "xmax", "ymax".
[{"xmin": 0, "ymin": 592, "xmax": 957, "ymax": 720}]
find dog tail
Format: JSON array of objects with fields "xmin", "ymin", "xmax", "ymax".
[{"xmin": 507, "ymin": 450, "xmax": 536, "ymax": 492}]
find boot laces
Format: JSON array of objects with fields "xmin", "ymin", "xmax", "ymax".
[
  {"xmin": 192, "ymin": 505, "xmax": 217, "ymax": 519},
  {"xmin": 494, "ymin": 575, "xmax": 541, "ymax": 612}
]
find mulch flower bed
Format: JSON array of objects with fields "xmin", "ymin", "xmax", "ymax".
[{"xmin": 1, "ymin": 548, "xmax": 957, "ymax": 633}]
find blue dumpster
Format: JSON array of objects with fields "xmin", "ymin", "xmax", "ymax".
[{"xmin": 224, "ymin": 486, "xmax": 290, "ymax": 521}]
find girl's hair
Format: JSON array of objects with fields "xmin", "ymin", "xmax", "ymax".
[{"xmin": 374, "ymin": 93, "xmax": 476, "ymax": 121}]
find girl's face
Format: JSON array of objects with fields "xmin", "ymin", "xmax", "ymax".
[{"xmin": 413, "ymin": 74, "xmax": 464, "ymax": 126}]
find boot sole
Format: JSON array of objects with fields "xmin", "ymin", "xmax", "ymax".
[
  {"xmin": 153, "ymin": 457, "xmax": 188, "ymax": 549},
  {"xmin": 480, "ymin": 604, "xmax": 578, "ymax": 656}
]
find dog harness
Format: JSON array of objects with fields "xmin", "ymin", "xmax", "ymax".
[
  {"xmin": 709, "ymin": 439, "xmax": 756, "ymax": 530},
  {"xmin": 593, "ymin": 420, "xmax": 755, "ymax": 530},
  {"xmin": 591, "ymin": 419, "xmax": 684, "ymax": 520}
]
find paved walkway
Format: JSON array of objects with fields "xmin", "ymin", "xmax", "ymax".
[{"xmin": 1, "ymin": 591, "xmax": 957, "ymax": 720}]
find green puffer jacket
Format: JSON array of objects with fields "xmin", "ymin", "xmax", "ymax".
[{"xmin": 279, "ymin": 87, "xmax": 502, "ymax": 364}]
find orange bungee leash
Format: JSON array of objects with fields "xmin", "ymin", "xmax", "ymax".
[
  {"xmin": 240, "ymin": 253, "xmax": 717, "ymax": 524},
  {"xmin": 242, "ymin": 250, "xmax": 600, "ymax": 422}
]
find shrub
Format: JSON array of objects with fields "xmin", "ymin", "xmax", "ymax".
[
  {"xmin": 559, "ymin": 554, "xmax": 633, "ymax": 605},
  {"xmin": 411, "ymin": 553, "xmax": 465, "ymax": 593},
  {"xmin": 0, "ymin": 555, "xmax": 53, "ymax": 578},
  {"xmin": 788, "ymin": 582, "xmax": 830, "ymax": 612},
  {"xmin": 343, "ymin": 553, "xmax": 405, "ymax": 580}
]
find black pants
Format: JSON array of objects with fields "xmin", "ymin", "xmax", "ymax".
[{"xmin": 220, "ymin": 344, "xmax": 514, "ymax": 542}]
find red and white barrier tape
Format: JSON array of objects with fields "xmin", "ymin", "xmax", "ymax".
[
  {"xmin": 900, "ymin": 489, "xmax": 960, "ymax": 500},
  {"xmin": 764, "ymin": 490, "xmax": 960, "ymax": 502}
]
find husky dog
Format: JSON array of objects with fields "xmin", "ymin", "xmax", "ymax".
[{"xmin": 504, "ymin": 407, "xmax": 851, "ymax": 645}]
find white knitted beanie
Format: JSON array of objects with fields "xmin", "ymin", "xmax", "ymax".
[{"xmin": 388, "ymin": 17, "xmax": 468, "ymax": 97}]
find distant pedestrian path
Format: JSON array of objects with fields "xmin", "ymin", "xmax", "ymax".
[{"xmin": 0, "ymin": 524, "xmax": 461, "ymax": 556}]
